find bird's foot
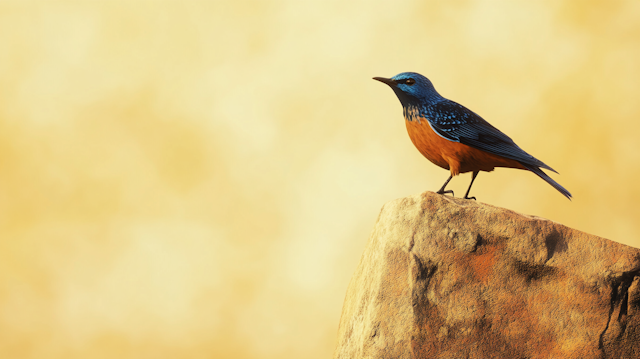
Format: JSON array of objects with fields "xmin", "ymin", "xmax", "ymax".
[
  {"xmin": 464, "ymin": 195, "xmax": 476, "ymax": 201},
  {"xmin": 437, "ymin": 189, "xmax": 454, "ymax": 197}
]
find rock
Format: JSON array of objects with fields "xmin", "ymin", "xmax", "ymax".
[{"xmin": 334, "ymin": 192, "xmax": 640, "ymax": 359}]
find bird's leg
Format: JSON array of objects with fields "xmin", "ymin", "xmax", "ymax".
[
  {"xmin": 436, "ymin": 174, "xmax": 454, "ymax": 196},
  {"xmin": 464, "ymin": 171, "xmax": 479, "ymax": 200}
]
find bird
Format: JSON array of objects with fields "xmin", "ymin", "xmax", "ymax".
[{"xmin": 373, "ymin": 72, "xmax": 571, "ymax": 200}]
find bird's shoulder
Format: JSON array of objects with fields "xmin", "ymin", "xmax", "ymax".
[
  {"xmin": 420, "ymin": 100, "xmax": 480, "ymax": 126},
  {"xmin": 418, "ymin": 99, "xmax": 518, "ymax": 148},
  {"xmin": 417, "ymin": 100, "xmax": 491, "ymax": 140}
]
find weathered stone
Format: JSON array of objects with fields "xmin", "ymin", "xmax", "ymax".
[{"xmin": 334, "ymin": 192, "xmax": 640, "ymax": 359}]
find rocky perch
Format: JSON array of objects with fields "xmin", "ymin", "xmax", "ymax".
[{"xmin": 334, "ymin": 192, "xmax": 640, "ymax": 359}]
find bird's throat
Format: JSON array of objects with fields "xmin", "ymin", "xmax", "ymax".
[{"xmin": 403, "ymin": 105, "xmax": 421, "ymax": 123}]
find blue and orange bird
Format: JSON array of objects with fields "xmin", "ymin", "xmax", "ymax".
[{"xmin": 374, "ymin": 72, "xmax": 571, "ymax": 200}]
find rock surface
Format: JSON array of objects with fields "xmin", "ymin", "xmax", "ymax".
[{"xmin": 334, "ymin": 192, "xmax": 640, "ymax": 359}]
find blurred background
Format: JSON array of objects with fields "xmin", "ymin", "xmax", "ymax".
[{"xmin": 0, "ymin": 1, "xmax": 639, "ymax": 358}]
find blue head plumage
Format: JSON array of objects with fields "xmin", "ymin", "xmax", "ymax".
[{"xmin": 373, "ymin": 72, "xmax": 443, "ymax": 107}]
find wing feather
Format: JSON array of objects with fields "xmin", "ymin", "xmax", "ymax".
[{"xmin": 423, "ymin": 100, "xmax": 556, "ymax": 172}]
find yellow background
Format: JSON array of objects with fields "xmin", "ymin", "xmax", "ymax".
[{"xmin": 1, "ymin": 1, "xmax": 639, "ymax": 358}]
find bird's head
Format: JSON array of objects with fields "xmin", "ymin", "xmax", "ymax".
[{"xmin": 373, "ymin": 72, "xmax": 442, "ymax": 106}]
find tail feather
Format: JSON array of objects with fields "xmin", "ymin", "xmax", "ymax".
[{"xmin": 519, "ymin": 162, "xmax": 572, "ymax": 200}]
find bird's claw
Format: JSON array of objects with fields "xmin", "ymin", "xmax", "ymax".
[
  {"xmin": 464, "ymin": 196, "xmax": 476, "ymax": 201},
  {"xmin": 437, "ymin": 190, "xmax": 454, "ymax": 197}
]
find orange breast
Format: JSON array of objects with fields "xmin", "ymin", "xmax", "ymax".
[{"xmin": 405, "ymin": 117, "xmax": 525, "ymax": 176}]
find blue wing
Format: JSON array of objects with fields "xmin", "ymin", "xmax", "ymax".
[{"xmin": 422, "ymin": 100, "xmax": 556, "ymax": 173}]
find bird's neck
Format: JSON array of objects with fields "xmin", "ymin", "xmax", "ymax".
[
  {"xmin": 394, "ymin": 88, "xmax": 442, "ymax": 106},
  {"xmin": 403, "ymin": 104, "xmax": 422, "ymax": 123},
  {"xmin": 402, "ymin": 97, "xmax": 444, "ymax": 123}
]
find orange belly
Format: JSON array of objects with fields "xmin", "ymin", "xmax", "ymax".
[{"xmin": 405, "ymin": 118, "xmax": 525, "ymax": 176}]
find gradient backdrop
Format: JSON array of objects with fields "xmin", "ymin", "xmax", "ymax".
[{"xmin": 1, "ymin": 1, "xmax": 639, "ymax": 358}]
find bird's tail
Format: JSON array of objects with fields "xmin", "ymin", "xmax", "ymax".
[{"xmin": 519, "ymin": 162, "xmax": 572, "ymax": 200}]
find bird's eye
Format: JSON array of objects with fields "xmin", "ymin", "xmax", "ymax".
[{"xmin": 405, "ymin": 78, "xmax": 415, "ymax": 85}]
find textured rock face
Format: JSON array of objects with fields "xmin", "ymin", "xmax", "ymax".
[{"xmin": 334, "ymin": 192, "xmax": 640, "ymax": 359}]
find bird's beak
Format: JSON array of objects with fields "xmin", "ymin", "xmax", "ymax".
[{"xmin": 373, "ymin": 77, "xmax": 397, "ymax": 86}]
